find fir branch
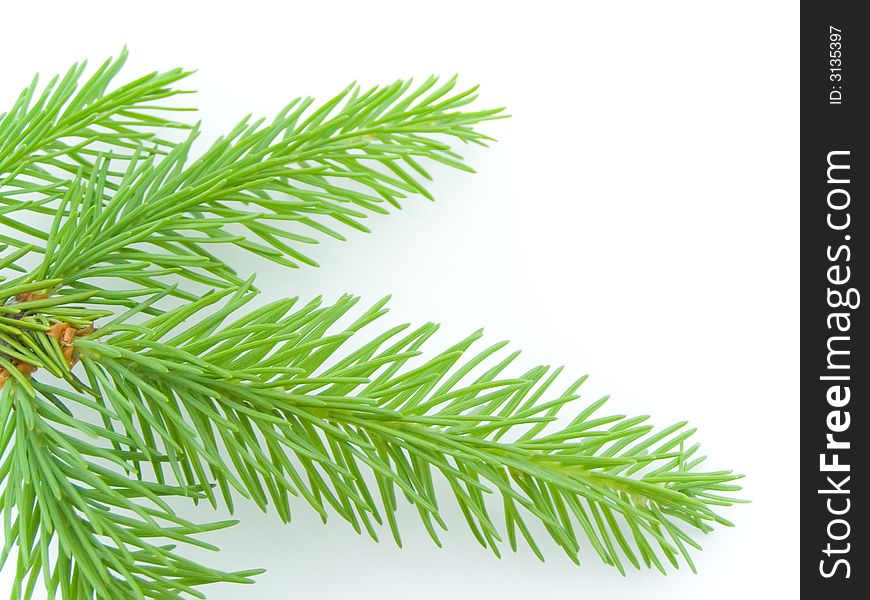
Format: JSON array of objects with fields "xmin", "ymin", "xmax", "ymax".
[
  {"xmin": 0, "ymin": 49, "xmax": 194, "ymax": 219},
  {"xmin": 66, "ymin": 288, "xmax": 743, "ymax": 574},
  {"xmin": 0, "ymin": 380, "xmax": 261, "ymax": 599},
  {"xmin": 0, "ymin": 53, "xmax": 744, "ymax": 599},
  {"xmin": 9, "ymin": 74, "xmax": 504, "ymax": 289}
]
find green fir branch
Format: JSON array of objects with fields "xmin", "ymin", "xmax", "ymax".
[
  {"xmin": 0, "ymin": 53, "xmax": 744, "ymax": 600},
  {"xmin": 0, "ymin": 48, "xmax": 194, "ymax": 220},
  {"xmin": 0, "ymin": 380, "xmax": 261, "ymax": 600}
]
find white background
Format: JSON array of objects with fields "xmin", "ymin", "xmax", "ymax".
[{"xmin": 0, "ymin": 1, "xmax": 799, "ymax": 598}]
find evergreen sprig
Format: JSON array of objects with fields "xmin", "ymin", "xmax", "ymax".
[{"xmin": 0, "ymin": 52, "xmax": 744, "ymax": 599}]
